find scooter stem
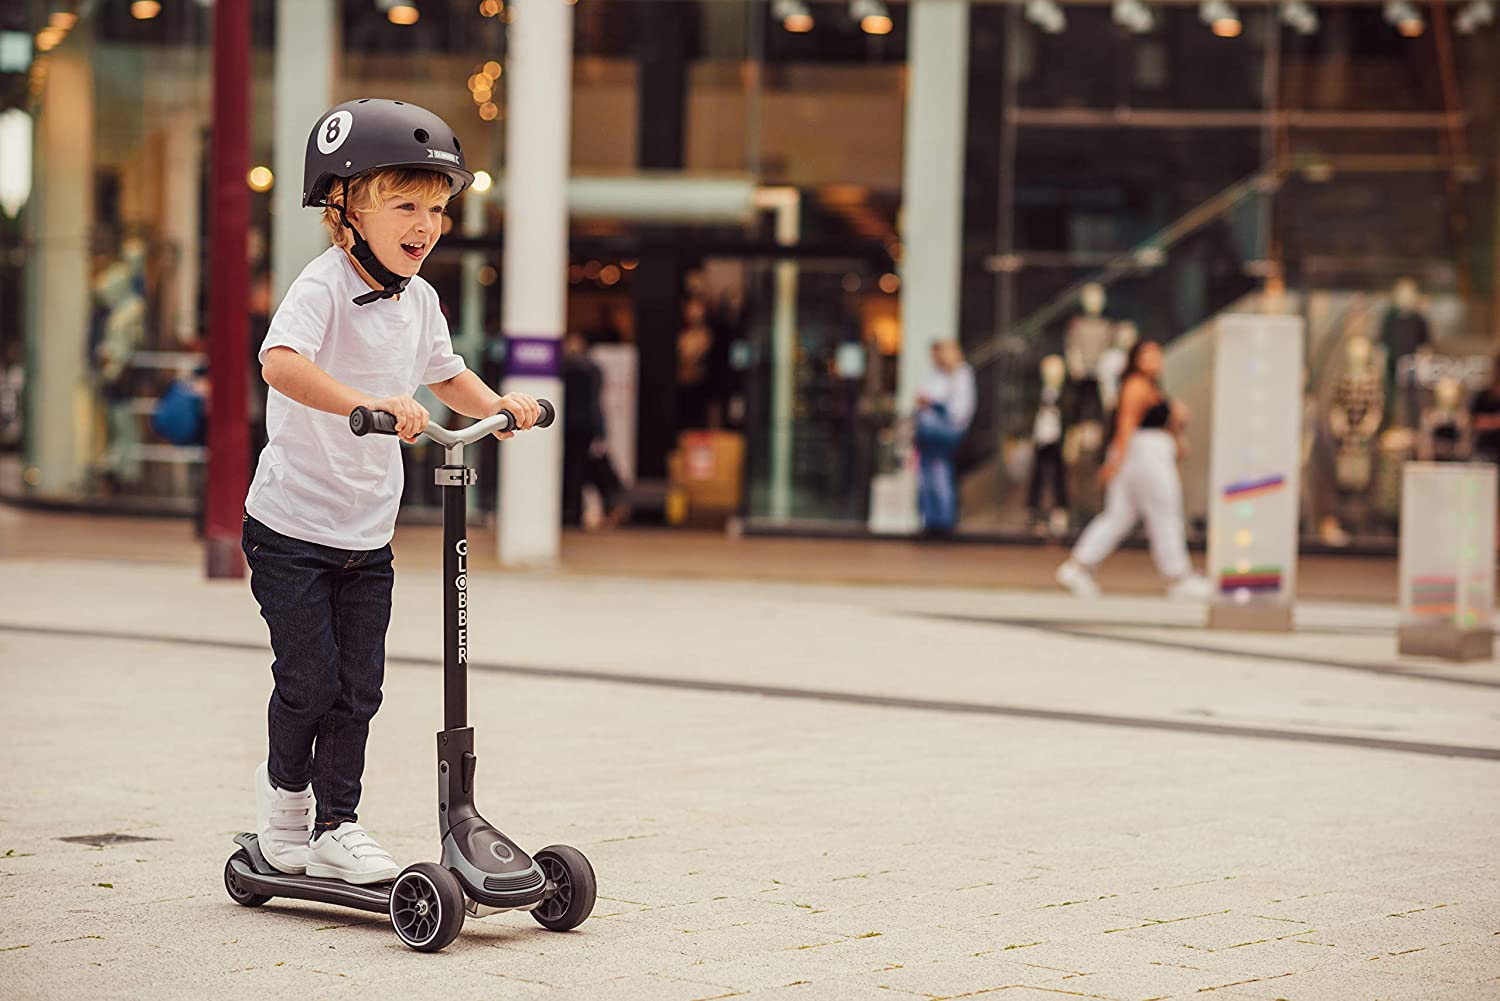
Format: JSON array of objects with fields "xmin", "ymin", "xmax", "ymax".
[{"xmin": 433, "ymin": 444, "xmax": 549, "ymax": 911}]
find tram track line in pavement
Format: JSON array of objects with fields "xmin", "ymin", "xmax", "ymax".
[
  {"xmin": 3, "ymin": 622, "xmax": 1499, "ymax": 762},
  {"xmin": 909, "ymin": 612, "xmax": 1500, "ymax": 692}
]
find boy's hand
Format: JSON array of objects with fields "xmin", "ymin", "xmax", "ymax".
[
  {"xmin": 370, "ymin": 395, "xmax": 430, "ymax": 442},
  {"xmin": 490, "ymin": 392, "xmax": 542, "ymax": 439}
]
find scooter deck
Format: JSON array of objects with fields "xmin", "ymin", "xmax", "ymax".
[{"xmin": 230, "ymin": 832, "xmax": 392, "ymax": 914}]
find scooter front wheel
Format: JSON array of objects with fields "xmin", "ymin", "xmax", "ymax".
[
  {"xmin": 531, "ymin": 845, "xmax": 596, "ymax": 932},
  {"xmin": 390, "ymin": 863, "xmax": 465, "ymax": 952},
  {"xmin": 223, "ymin": 851, "xmax": 270, "ymax": 908}
]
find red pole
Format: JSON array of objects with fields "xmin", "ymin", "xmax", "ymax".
[{"xmin": 204, "ymin": 0, "xmax": 251, "ymax": 579}]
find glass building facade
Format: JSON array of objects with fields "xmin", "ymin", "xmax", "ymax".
[{"xmin": 3, "ymin": 0, "xmax": 1497, "ymax": 546}]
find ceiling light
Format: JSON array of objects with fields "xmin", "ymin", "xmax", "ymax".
[
  {"xmin": 1280, "ymin": 0, "xmax": 1318, "ymax": 34},
  {"xmin": 1201, "ymin": 0, "xmax": 1241, "ymax": 36},
  {"xmin": 1384, "ymin": 0, "xmax": 1424, "ymax": 35},
  {"xmin": 48, "ymin": 12, "xmax": 79, "ymax": 30},
  {"xmin": 1025, "ymin": 0, "xmax": 1067, "ymax": 34},
  {"xmin": 1455, "ymin": 0, "xmax": 1492, "ymax": 30},
  {"xmin": 247, "ymin": 166, "xmax": 274, "ymax": 193},
  {"xmin": 851, "ymin": 0, "xmax": 893, "ymax": 34},
  {"xmin": 130, "ymin": 0, "xmax": 161, "ymax": 18},
  {"xmin": 1112, "ymin": 0, "xmax": 1154, "ymax": 33},
  {"xmin": 773, "ymin": 0, "xmax": 814, "ymax": 32},
  {"xmin": 0, "ymin": 109, "xmax": 33, "ymax": 219},
  {"xmin": 472, "ymin": 170, "xmax": 493, "ymax": 193}
]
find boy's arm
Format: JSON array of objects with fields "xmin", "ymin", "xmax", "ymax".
[
  {"xmin": 262, "ymin": 346, "xmax": 428, "ymax": 439},
  {"xmin": 428, "ymin": 369, "xmax": 543, "ymax": 433},
  {"xmin": 262, "ymin": 346, "xmax": 373, "ymax": 416},
  {"xmin": 428, "ymin": 369, "xmax": 503, "ymax": 419}
]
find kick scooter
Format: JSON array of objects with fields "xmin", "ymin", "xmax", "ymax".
[{"xmin": 224, "ymin": 400, "xmax": 596, "ymax": 952}]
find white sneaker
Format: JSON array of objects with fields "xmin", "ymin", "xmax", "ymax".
[
  {"xmin": 1055, "ymin": 559, "xmax": 1101, "ymax": 598},
  {"xmin": 304, "ymin": 822, "xmax": 400, "ymax": 885},
  {"xmin": 1167, "ymin": 574, "xmax": 1214, "ymax": 602},
  {"xmin": 255, "ymin": 761, "xmax": 313, "ymax": 875}
]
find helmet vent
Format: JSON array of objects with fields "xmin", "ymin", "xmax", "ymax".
[
  {"xmin": 414, "ymin": 128, "xmax": 429, "ymax": 144},
  {"xmin": 394, "ymin": 101, "xmax": 404, "ymax": 105},
  {"xmin": 358, "ymin": 98, "xmax": 369, "ymax": 103},
  {"xmin": 453, "ymin": 136, "xmax": 462, "ymax": 153}
]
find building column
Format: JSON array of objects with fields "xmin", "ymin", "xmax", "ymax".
[
  {"xmin": 896, "ymin": 0, "xmax": 970, "ymax": 413},
  {"xmin": 24, "ymin": 43, "xmax": 93, "ymax": 497},
  {"xmin": 204, "ymin": 0, "xmax": 252, "ymax": 579},
  {"xmin": 272, "ymin": 0, "xmax": 335, "ymax": 305},
  {"xmin": 158, "ymin": 108, "xmax": 203, "ymax": 346},
  {"xmin": 498, "ymin": 0, "xmax": 573, "ymax": 566},
  {"xmin": 633, "ymin": 1, "xmax": 691, "ymax": 482}
]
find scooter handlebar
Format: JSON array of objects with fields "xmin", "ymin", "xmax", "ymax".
[{"xmin": 350, "ymin": 399, "xmax": 555, "ymax": 443}]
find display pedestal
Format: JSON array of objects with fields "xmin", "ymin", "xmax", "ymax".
[
  {"xmin": 1397, "ymin": 462, "xmax": 1496, "ymax": 663},
  {"xmin": 1397, "ymin": 623, "xmax": 1494, "ymax": 661},
  {"xmin": 1208, "ymin": 604, "xmax": 1293, "ymax": 633},
  {"xmin": 1206, "ymin": 315, "xmax": 1305, "ymax": 631}
]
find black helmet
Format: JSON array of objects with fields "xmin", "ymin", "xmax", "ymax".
[{"xmin": 302, "ymin": 98, "xmax": 474, "ymax": 208}]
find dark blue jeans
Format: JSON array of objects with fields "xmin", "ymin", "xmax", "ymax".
[
  {"xmin": 915, "ymin": 409, "xmax": 966, "ymax": 531},
  {"xmin": 243, "ymin": 513, "xmax": 394, "ymax": 831}
]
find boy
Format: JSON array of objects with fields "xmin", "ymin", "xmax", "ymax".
[{"xmin": 245, "ymin": 99, "xmax": 541, "ymax": 883}]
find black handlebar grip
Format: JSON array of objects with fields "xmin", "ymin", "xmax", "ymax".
[
  {"xmin": 350, "ymin": 407, "xmax": 399, "ymax": 437},
  {"xmin": 536, "ymin": 399, "xmax": 556, "ymax": 429}
]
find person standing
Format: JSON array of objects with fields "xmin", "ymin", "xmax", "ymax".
[
  {"xmin": 914, "ymin": 339, "xmax": 976, "ymax": 536},
  {"xmin": 561, "ymin": 331, "xmax": 625, "ymax": 527},
  {"xmin": 1055, "ymin": 339, "xmax": 1211, "ymax": 599}
]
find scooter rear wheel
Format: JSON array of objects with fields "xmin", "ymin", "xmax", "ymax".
[
  {"xmin": 224, "ymin": 851, "xmax": 270, "ymax": 908},
  {"xmin": 531, "ymin": 845, "xmax": 596, "ymax": 932},
  {"xmin": 389, "ymin": 863, "xmax": 465, "ymax": 952}
]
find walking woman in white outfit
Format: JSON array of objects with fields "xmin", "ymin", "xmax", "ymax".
[{"xmin": 1056, "ymin": 339, "xmax": 1211, "ymax": 600}]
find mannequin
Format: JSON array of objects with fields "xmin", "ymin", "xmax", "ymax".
[
  {"xmin": 1325, "ymin": 334, "xmax": 1385, "ymax": 540},
  {"xmin": 1380, "ymin": 277, "xmax": 1431, "ymax": 427},
  {"xmin": 92, "ymin": 259, "xmax": 147, "ymax": 491},
  {"xmin": 1419, "ymin": 377, "xmax": 1472, "ymax": 462},
  {"xmin": 1027, "ymin": 354, "xmax": 1071, "ymax": 535},
  {"xmin": 1096, "ymin": 320, "xmax": 1137, "ymax": 414},
  {"xmin": 1065, "ymin": 282, "xmax": 1114, "ymax": 429}
]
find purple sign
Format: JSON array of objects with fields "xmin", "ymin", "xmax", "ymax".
[{"xmin": 506, "ymin": 335, "xmax": 560, "ymax": 378}]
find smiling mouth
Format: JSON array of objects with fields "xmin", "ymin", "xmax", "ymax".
[{"xmin": 401, "ymin": 242, "xmax": 426, "ymax": 261}]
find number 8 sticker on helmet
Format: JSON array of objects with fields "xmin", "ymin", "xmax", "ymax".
[{"xmin": 318, "ymin": 110, "xmax": 353, "ymax": 155}]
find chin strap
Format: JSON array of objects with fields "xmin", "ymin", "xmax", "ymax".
[{"xmin": 330, "ymin": 178, "xmax": 410, "ymax": 306}]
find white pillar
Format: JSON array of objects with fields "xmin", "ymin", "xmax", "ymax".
[
  {"xmin": 499, "ymin": 0, "xmax": 573, "ymax": 566},
  {"xmin": 272, "ymin": 0, "xmax": 335, "ymax": 306},
  {"xmin": 25, "ymin": 45, "xmax": 94, "ymax": 496},
  {"xmin": 159, "ymin": 109, "xmax": 202, "ymax": 346},
  {"xmin": 896, "ymin": 0, "xmax": 969, "ymax": 413}
]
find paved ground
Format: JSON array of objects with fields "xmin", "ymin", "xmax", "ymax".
[
  {"xmin": 0, "ymin": 503, "xmax": 1428, "ymax": 602},
  {"xmin": 1, "ymin": 544, "xmax": 1499, "ymax": 1000}
]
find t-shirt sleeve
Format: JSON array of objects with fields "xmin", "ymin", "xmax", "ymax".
[
  {"xmin": 259, "ymin": 274, "xmax": 334, "ymax": 364},
  {"xmin": 421, "ymin": 301, "xmax": 468, "ymax": 386}
]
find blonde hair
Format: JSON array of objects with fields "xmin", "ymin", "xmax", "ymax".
[{"xmin": 321, "ymin": 168, "xmax": 454, "ymax": 250}]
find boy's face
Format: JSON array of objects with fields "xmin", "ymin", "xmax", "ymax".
[{"xmin": 349, "ymin": 191, "xmax": 448, "ymax": 278}]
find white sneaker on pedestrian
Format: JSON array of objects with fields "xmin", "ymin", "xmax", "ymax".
[
  {"xmin": 1055, "ymin": 559, "xmax": 1101, "ymax": 598},
  {"xmin": 255, "ymin": 761, "xmax": 313, "ymax": 875},
  {"xmin": 1166, "ymin": 574, "xmax": 1214, "ymax": 602},
  {"xmin": 304, "ymin": 822, "xmax": 400, "ymax": 885}
]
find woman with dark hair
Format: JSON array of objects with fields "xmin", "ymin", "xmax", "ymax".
[{"xmin": 1056, "ymin": 339, "xmax": 1211, "ymax": 599}]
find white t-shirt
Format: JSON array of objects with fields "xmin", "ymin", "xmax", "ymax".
[
  {"xmin": 245, "ymin": 247, "xmax": 467, "ymax": 550},
  {"xmin": 920, "ymin": 363, "xmax": 977, "ymax": 431}
]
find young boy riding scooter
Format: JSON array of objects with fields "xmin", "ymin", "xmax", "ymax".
[{"xmin": 244, "ymin": 99, "xmax": 541, "ymax": 884}]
